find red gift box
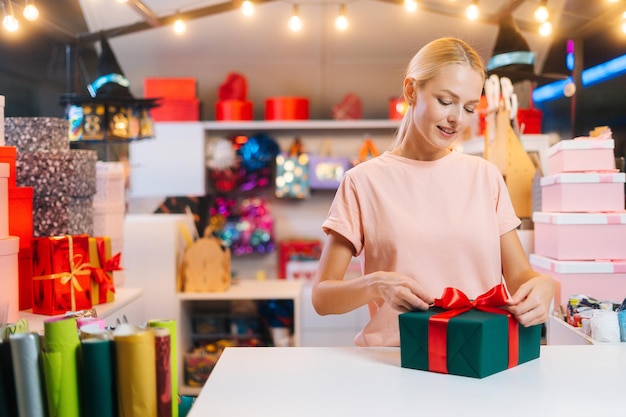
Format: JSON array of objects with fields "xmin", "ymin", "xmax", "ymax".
[
  {"xmin": 278, "ymin": 239, "xmax": 321, "ymax": 279},
  {"xmin": 88, "ymin": 236, "xmax": 119, "ymax": 305},
  {"xmin": 144, "ymin": 77, "xmax": 197, "ymax": 99},
  {"xmin": 32, "ymin": 234, "xmax": 93, "ymax": 315},
  {"xmin": 265, "ymin": 97, "xmax": 309, "ymax": 120},
  {"xmin": 18, "ymin": 245, "xmax": 33, "ymax": 310},
  {"xmin": 9, "ymin": 186, "xmax": 33, "ymax": 249},
  {"xmin": 216, "ymin": 100, "xmax": 253, "ymax": 121},
  {"xmin": 150, "ymin": 98, "xmax": 200, "ymax": 122},
  {"xmin": 0, "ymin": 146, "xmax": 17, "ymax": 187}
]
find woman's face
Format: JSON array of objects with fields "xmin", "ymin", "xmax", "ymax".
[{"xmin": 408, "ymin": 63, "xmax": 483, "ymax": 157}]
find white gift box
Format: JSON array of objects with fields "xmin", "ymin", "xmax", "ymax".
[
  {"xmin": 533, "ymin": 211, "xmax": 626, "ymax": 260},
  {"xmin": 0, "ymin": 236, "xmax": 20, "ymax": 323},
  {"xmin": 547, "ymin": 138, "xmax": 615, "ymax": 175},
  {"xmin": 0, "ymin": 162, "xmax": 9, "ymax": 239},
  {"xmin": 540, "ymin": 172, "xmax": 625, "ymax": 212},
  {"xmin": 530, "ymin": 253, "xmax": 626, "ymax": 309}
]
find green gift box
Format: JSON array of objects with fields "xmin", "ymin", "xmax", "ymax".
[{"xmin": 399, "ymin": 307, "xmax": 541, "ymax": 378}]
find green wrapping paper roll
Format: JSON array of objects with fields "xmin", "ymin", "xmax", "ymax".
[
  {"xmin": 9, "ymin": 332, "xmax": 47, "ymax": 417},
  {"xmin": 80, "ymin": 338, "xmax": 117, "ymax": 417},
  {"xmin": 149, "ymin": 319, "xmax": 178, "ymax": 417},
  {"xmin": 0, "ymin": 338, "xmax": 19, "ymax": 417},
  {"xmin": 43, "ymin": 316, "xmax": 81, "ymax": 417},
  {"xmin": 114, "ymin": 324, "xmax": 157, "ymax": 417}
]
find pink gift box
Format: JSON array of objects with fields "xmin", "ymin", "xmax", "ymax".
[
  {"xmin": 541, "ymin": 172, "xmax": 625, "ymax": 212},
  {"xmin": 530, "ymin": 254, "xmax": 626, "ymax": 309},
  {"xmin": 533, "ymin": 211, "xmax": 626, "ymax": 260},
  {"xmin": 547, "ymin": 138, "xmax": 615, "ymax": 175}
]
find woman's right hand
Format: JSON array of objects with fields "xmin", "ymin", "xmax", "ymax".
[{"xmin": 368, "ymin": 272, "xmax": 433, "ymax": 312}]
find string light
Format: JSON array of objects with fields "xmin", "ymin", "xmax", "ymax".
[
  {"xmin": 335, "ymin": 4, "xmax": 348, "ymax": 31},
  {"xmin": 622, "ymin": 11, "xmax": 626, "ymax": 34},
  {"xmin": 22, "ymin": 0, "xmax": 38, "ymax": 21},
  {"xmin": 539, "ymin": 20, "xmax": 553, "ymax": 37},
  {"xmin": 404, "ymin": 0, "xmax": 418, "ymax": 13},
  {"xmin": 465, "ymin": 0, "xmax": 479, "ymax": 20},
  {"xmin": 288, "ymin": 4, "xmax": 302, "ymax": 32},
  {"xmin": 534, "ymin": 0, "xmax": 549, "ymax": 23},
  {"xmin": 241, "ymin": 0, "xmax": 254, "ymax": 16},
  {"xmin": 2, "ymin": 0, "xmax": 19, "ymax": 32}
]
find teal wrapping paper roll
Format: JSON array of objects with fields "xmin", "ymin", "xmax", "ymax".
[
  {"xmin": 0, "ymin": 338, "xmax": 19, "ymax": 417},
  {"xmin": 9, "ymin": 332, "xmax": 46, "ymax": 417},
  {"xmin": 43, "ymin": 316, "xmax": 81, "ymax": 417},
  {"xmin": 149, "ymin": 319, "xmax": 178, "ymax": 417},
  {"xmin": 114, "ymin": 324, "xmax": 157, "ymax": 417},
  {"xmin": 80, "ymin": 338, "xmax": 117, "ymax": 417}
]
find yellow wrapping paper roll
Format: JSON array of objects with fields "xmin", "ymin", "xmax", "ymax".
[{"xmin": 114, "ymin": 324, "xmax": 157, "ymax": 417}]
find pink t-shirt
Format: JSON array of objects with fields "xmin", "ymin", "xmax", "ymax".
[{"xmin": 322, "ymin": 150, "xmax": 521, "ymax": 346}]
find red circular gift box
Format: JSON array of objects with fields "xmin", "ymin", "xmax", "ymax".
[
  {"xmin": 216, "ymin": 100, "xmax": 253, "ymax": 121},
  {"xmin": 265, "ymin": 97, "xmax": 309, "ymax": 120}
]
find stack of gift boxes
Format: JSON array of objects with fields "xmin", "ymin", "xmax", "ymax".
[
  {"xmin": 530, "ymin": 128, "xmax": 626, "ymax": 320},
  {"xmin": 144, "ymin": 77, "xmax": 200, "ymax": 121},
  {"xmin": 0, "ymin": 109, "xmax": 121, "ymax": 316}
]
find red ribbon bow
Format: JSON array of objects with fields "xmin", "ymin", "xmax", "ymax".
[
  {"xmin": 90, "ymin": 239, "xmax": 122, "ymax": 302},
  {"xmin": 428, "ymin": 284, "xmax": 519, "ymax": 374}
]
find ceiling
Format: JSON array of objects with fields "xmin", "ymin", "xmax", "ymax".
[{"xmin": 1, "ymin": 0, "xmax": 626, "ymax": 134}]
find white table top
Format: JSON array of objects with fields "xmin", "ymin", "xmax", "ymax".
[{"xmin": 188, "ymin": 345, "xmax": 626, "ymax": 416}]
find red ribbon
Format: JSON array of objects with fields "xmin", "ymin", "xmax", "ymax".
[
  {"xmin": 428, "ymin": 284, "xmax": 519, "ymax": 374},
  {"xmin": 90, "ymin": 239, "xmax": 122, "ymax": 302}
]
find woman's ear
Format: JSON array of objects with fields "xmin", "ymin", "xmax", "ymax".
[{"xmin": 403, "ymin": 78, "xmax": 417, "ymax": 106}]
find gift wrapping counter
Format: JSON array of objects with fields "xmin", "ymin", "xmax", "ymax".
[{"xmin": 187, "ymin": 345, "xmax": 625, "ymax": 416}]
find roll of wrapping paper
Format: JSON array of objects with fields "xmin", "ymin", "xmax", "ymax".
[
  {"xmin": 0, "ymin": 338, "xmax": 19, "ymax": 417},
  {"xmin": 9, "ymin": 332, "xmax": 46, "ymax": 417},
  {"xmin": 153, "ymin": 327, "xmax": 172, "ymax": 417},
  {"xmin": 114, "ymin": 324, "xmax": 157, "ymax": 417},
  {"xmin": 76, "ymin": 316, "xmax": 106, "ymax": 330},
  {"xmin": 43, "ymin": 316, "xmax": 81, "ymax": 417},
  {"xmin": 80, "ymin": 337, "xmax": 117, "ymax": 417},
  {"xmin": 149, "ymin": 319, "xmax": 178, "ymax": 417}
]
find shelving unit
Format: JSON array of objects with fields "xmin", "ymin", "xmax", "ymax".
[
  {"xmin": 178, "ymin": 279, "xmax": 304, "ymax": 396},
  {"xmin": 18, "ymin": 287, "xmax": 145, "ymax": 333}
]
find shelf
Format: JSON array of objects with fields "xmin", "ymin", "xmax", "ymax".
[
  {"xmin": 178, "ymin": 279, "xmax": 304, "ymax": 301},
  {"xmin": 200, "ymin": 119, "xmax": 401, "ymax": 136},
  {"xmin": 18, "ymin": 287, "xmax": 144, "ymax": 333}
]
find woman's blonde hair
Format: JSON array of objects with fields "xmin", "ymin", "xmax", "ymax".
[{"xmin": 392, "ymin": 37, "xmax": 486, "ymax": 148}]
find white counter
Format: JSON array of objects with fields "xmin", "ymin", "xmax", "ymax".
[{"xmin": 188, "ymin": 345, "xmax": 625, "ymax": 416}]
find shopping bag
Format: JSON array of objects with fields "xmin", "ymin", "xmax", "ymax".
[
  {"xmin": 353, "ymin": 137, "xmax": 380, "ymax": 166},
  {"xmin": 309, "ymin": 139, "xmax": 351, "ymax": 190},
  {"xmin": 275, "ymin": 137, "xmax": 310, "ymax": 199}
]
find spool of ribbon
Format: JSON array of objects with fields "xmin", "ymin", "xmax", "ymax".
[{"xmin": 428, "ymin": 284, "xmax": 519, "ymax": 374}]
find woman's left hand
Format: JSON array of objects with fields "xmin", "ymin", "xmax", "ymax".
[{"xmin": 505, "ymin": 274, "xmax": 554, "ymax": 327}]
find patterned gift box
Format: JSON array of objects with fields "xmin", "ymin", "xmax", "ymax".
[
  {"xmin": 16, "ymin": 149, "xmax": 97, "ymax": 197},
  {"xmin": 31, "ymin": 234, "xmax": 93, "ymax": 315},
  {"xmin": 399, "ymin": 285, "xmax": 541, "ymax": 378},
  {"xmin": 33, "ymin": 195, "xmax": 93, "ymax": 237},
  {"xmin": 4, "ymin": 117, "xmax": 69, "ymax": 152},
  {"xmin": 88, "ymin": 236, "xmax": 119, "ymax": 305}
]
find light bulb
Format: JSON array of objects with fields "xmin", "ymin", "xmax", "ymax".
[
  {"xmin": 539, "ymin": 21, "xmax": 552, "ymax": 37},
  {"xmin": 288, "ymin": 15, "xmax": 302, "ymax": 31},
  {"xmin": 173, "ymin": 18, "xmax": 186, "ymax": 34},
  {"xmin": 404, "ymin": 0, "xmax": 418, "ymax": 13},
  {"xmin": 3, "ymin": 15, "xmax": 18, "ymax": 32},
  {"xmin": 23, "ymin": 3, "xmax": 38, "ymax": 21},
  {"xmin": 335, "ymin": 5, "xmax": 348, "ymax": 31},
  {"xmin": 621, "ymin": 20, "xmax": 626, "ymax": 34},
  {"xmin": 534, "ymin": 3, "xmax": 549, "ymax": 23},
  {"xmin": 288, "ymin": 5, "xmax": 302, "ymax": 32},
  {"xmin": 465, "ymin": 2, "xmax": 479, "ymax": 20},
  {"xmin": 241, "ymin": 0, "xmax": 254, "ymax": 16}
]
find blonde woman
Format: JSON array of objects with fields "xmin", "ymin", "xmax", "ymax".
[{"xmin": 312, "ymin": 37, "xmax": 554, "ymax": 347}]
